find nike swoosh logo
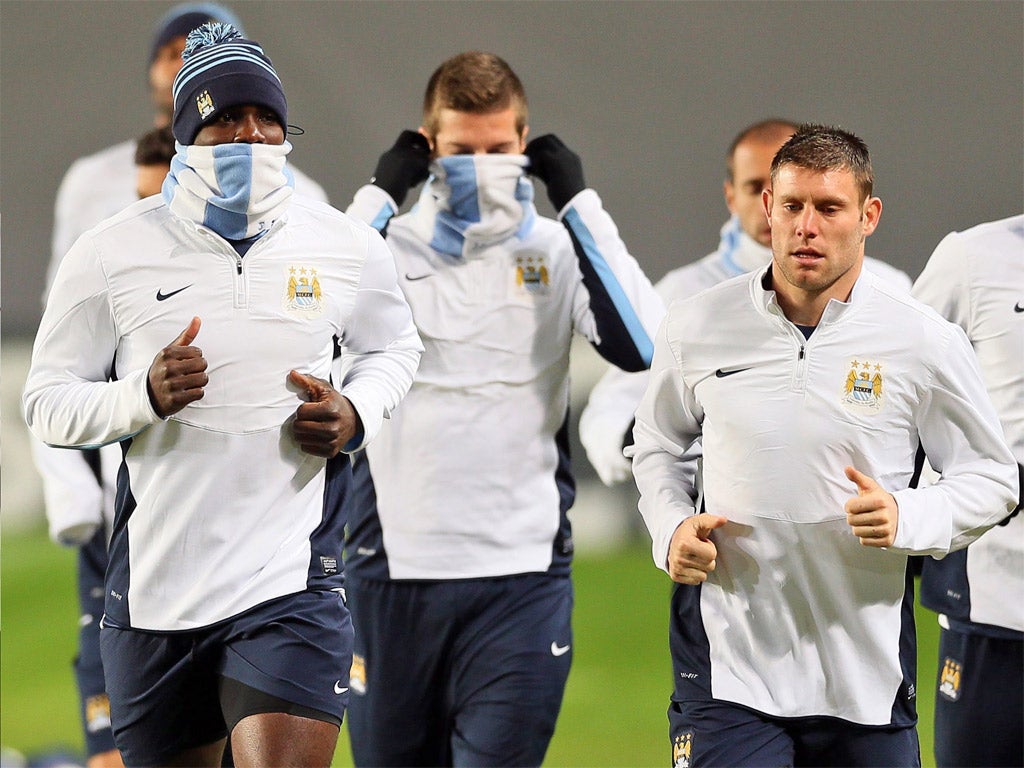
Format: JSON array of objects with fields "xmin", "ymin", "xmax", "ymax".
[
  {"xmin": 550, "ymin": 641, "xmax": 571, "ymax": 657},
  {"xmin": 405, "ymin": 273, "xmax": 433, "ymax": 282},
  {"xmin": 1015, "ymin": 302, "xmax": 1024, "ymax": 313},
  {"xmin": 156, "ymin": 285, "xmax": 192, "ymax": 301},
  {"xmin": 715, "ymin": 366, "xmax": 753, "ymax": 378},
  {"xmin": 334, "ymin": 682, "xmax": 349, "ymax": 695}
]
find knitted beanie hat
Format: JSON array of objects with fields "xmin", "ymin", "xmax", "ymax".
[
  {"xmin": 149, "ymin": 3, "xmax": 245, "ymax": 64},
  {"xmin": 171, "ymin": 23, "xmax": 287, "ymax": 145}
]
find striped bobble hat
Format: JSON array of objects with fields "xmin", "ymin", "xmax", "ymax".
[
  {"xmin": 149, "ymin": 3, "xmax": 245, "ymax": 64},
  {"xmin": 171, "ymin": 22, "xmax": 287, "ymax": 145}
]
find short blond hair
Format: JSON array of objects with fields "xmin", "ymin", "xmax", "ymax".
[{"xmin": 421, "ymin": 51, "xmax": 528, "ymax": 138}]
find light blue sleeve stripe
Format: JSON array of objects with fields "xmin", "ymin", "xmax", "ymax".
[
  {"xmin": 369, "ymin": 204, "xmax": 393, "ymax": 233},
  {"xmin": 563, "ymin": 207, "xmax": 654, "ymax": 366}
]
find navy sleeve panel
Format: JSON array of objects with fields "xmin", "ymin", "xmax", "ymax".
[{"xmin": 562, "ymin": 209, "xmax": 653, "ymax": 372}]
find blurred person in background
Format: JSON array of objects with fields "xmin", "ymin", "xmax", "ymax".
[{"xmin": 911, "ymin": 214, "xmax": 1024, "ymax": 767}]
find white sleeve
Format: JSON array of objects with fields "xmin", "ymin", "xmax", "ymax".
[
  {"xmin": 562, "ymin": 189, "xmax": 665, "ymax": 372},
  {"xmin": 30, "ymin": 438, "xmax": 103, "ymax": 546},
  {"xmin": 336, "ymin": 227, "xmax": 423, "ymax": 450},
  {"xmin": 22, "ymin": 236, "xmax": 161, "ymax": 448},
  {"xmin": 630, "ymin": 316, "xmax": 703, "ymax": 571},
  {"xmin": 345, "ymin": 184, "xmax": 398, "ymax": 234},
  {"xmin": 911, "ymin": 232, "xmax": 971, "ymax": 329},
  {"xmin": 579, "ymin": 365, "xmax": 649, "ymax": 486},
  {"xmin": 890, "ymin": 323, "xmax": 1019, "ymax": 555},
  {"xmin": 48, "ymin": 160, "xmax": 93, "ymax": 303}
]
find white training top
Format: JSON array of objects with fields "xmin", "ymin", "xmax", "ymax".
[
  {"xmin": 344, "ymin": 182, "xmax": 664, "ymax": 581},
  {"xmin": 580, "ymin": 216, "xmax": 912, "ymax": 486},
  {"xmin": 37, "ymin": 139, "xmax": 330, "ymax": 546},
  {"xmin": 912, "ymin": 213, "xmax": 1024, "ymax": 634},
  {"xmin": 24, "ymin": 194, "xmax": 422, "ymax": 630},
  {"xmin": 632, "ymin": 266, "xmax": 1018, "ymax": 724}
]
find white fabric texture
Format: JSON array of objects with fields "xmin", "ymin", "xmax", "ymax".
[
  {"xmin": 631, "ymin": 267, "xmax": 1018, "ymax": 724},
  {"xmin": 24, "ymin": 194, "xmax": 422, "ymax": 629}
]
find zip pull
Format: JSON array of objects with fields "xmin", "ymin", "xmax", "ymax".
[
  {"xmin": 799, "ymin": 346, "xmax": 805, "ymax": 360},
  {"xmin": 236, "ymin": 254, "xmax": 243, "ymax": 275}
]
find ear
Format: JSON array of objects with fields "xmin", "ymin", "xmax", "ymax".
[
  {"xmin": 518, "ymin": 124, "xmax": 530, "ymax": 153},
  {"xmin": 724, "ymin": 179, "xmax": 736, "ymax": 214},
  {"xmin": 762, "ymin": 186, "xmax": 773, "ymax": 220},
  {"xmin": 417, "ymin": 126, "xmax": 435, "ymax": 155},
  {"xmin": 862, "ymin": 196, "xmax": 882, "ymax": 237}
]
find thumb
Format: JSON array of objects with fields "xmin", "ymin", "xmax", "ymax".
[
  {"xmin": 693, "ymin": 514, "xmax": 728, "ymax": 541},
  {"xmin": 289, "ymin": 370, "xmax": 330, "ymax": 400},
  {"xmin": 172, "ymin": 316, "xmax": 201, "ymax": 347},
  {"xmin": 845, "ymin": 465, "xmax": 880, "ymax": 494}
]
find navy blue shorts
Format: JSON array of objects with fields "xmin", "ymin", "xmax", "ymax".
[
  {"xmin": 346, "ymin": 573, "xmax": 572, "ymax": 766},
  {"xmin": 75, "ymin": 525, "xmax": 115, "ymax": 757},
  {"xmin": 933, "ymin": 624, "xmax": 1024, "ymax": 767},
  {"xmin": 668, "ymin": 700, "xmax": 920, "ymax": 767},
  {"xmin": 99, "ymin": 589, "xmax": 352, "ymax": 767}
]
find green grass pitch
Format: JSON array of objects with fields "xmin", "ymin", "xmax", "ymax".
[{"xmin": 1, "ymin": 525, "xmax": 937, "ymax": 766}]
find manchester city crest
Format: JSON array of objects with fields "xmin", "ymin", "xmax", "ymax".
[
  {"xmin": 514, "ymin": 252, "xmax": 549, "ymax": 294},
  {"xmin": 938, "ymin": 657, "xmax": 962, "ymax": 701},
  {"xmin": 196, "ymin": 89, "xmax": 216, "ymax": 120},
  {"xmin": 672, "ymin": 731, "xmax": 692, "ymax": 768},
  {"xmin": 841, "ymin": 358, "xmax": 885, "ymax": 414},
  {"xmin": 284, "ymin": 265, "xmax": 325, "ymax": 318},
  {"xmin": 349, "ymin": 653, "xmax": 367, "ymax": 695}
]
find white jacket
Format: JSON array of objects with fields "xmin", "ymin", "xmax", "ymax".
[
  {"xmin": 632, "ymin": 266, "xmax": 1018, "ymax": 724},
  {"xmin": 37, "ymin": 140, "xmax": 330, "ymax": 547},
  {"xmin": 580, "ymin": 217, "xmax": 912, "ymax": 486},
  {"xmin": 24, "ymin": 195, "xmax": 422, "ymax": 630},
  {"xmin": 913, "ymin": 213, "xmax": 1024, "ymax": 634},
  {"xmin": 345, "ymin": 182, "xmax": 664, "ymax": 580}
]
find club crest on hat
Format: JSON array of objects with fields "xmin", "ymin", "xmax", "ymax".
[
  {"xmin": 196, "ymin": 89, "xmax": 216, "ymax": 120},
  {"xmin": 841, "ymin": 357, "xmax": 885, "ymax": 414}
]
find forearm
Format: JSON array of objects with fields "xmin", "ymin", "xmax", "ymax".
[{"xmin": 564, "ymin": 190, "xmax": 664, "ymax": 372}]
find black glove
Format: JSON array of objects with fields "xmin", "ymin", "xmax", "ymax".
[
  {"xmin": 371, "ymin": 130, "xmax": 431, "ymax": 207},
  {"xmin": 525, "ymin": 134, "xmax": 586, "ymax": 211}
]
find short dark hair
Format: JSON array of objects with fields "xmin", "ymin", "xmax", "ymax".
[
  {"xmin": 421, "ymin": 51, "xmax": 527, "ymax": 138},
  {"xmin": 770, "ymin": 124, "xmax": 874, "ymax": 201},
  {"xmin": 725, "ymin": 118, "xmax": 798, "ymax": 181},
  {"xmin": 135, "ymin": 126, "xmax": 176, "ymax": 167}
]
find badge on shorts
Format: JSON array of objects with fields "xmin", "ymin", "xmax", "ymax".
[
  {"xmin": 841, "ymin": 357, "xmax": 885, "ymax": 414},
  {"xmin": 672, "ymin": 731, "xmax": 693, "ymax": 768},
  {"xmin": 85, "ymin": 693, "xmax": 112, "ymax": 733},
  {"xmin": 320, "ymin": 555, "xmax": 339, "ymax": 575},
  {"xmin": 349, "ymin": 653, "xmax": 367, "ymax": 695},
  {"xmin": 938, "ymin": 657, "xmax": 962, "ymax": 701}
]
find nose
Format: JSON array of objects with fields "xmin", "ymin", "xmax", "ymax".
[
  {"xmin": 796, "ymin": 207, "xmax": 819, "ymax": 239},
  {"xmin": 233, "ymin": 114, "xmax": 266, "ymax": 144}
]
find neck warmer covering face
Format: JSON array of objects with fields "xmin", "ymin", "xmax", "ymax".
[
  {"xmin": 162, "ymin": 140, "xmax": 294, "ymax": 240},
  {"xmin": 410, "ymin": 153, "xmax": 535, "ymax": 257}
]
